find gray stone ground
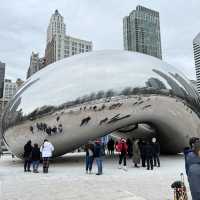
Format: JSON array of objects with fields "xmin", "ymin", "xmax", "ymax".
[{"xmin": 0, "ymin": 153, "xmax": 191, "ymax": 200}]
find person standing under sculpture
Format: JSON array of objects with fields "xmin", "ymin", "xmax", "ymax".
[
  {"xmin": 144, "ymin": 141, "xmax": 154, "ymax": 170},
  {"xmin": 107, "ymin": 138, "xmax": 115, "ymax": 155},
  {"xmin": 117, "ymin": 138, "xmax": 128, "ymax": 171},
  {"xmin": 187, "ymin": 141, "xmax": 200, "ymax": 200},
  {"xmin": 132, "ymin": 138, "xmax": 140, "ymax": 168},
  {"xmin": 94, "ymin": 139, "xmax": 103, "ymax": 175},
  {"xmin": 40, "ymin": 139, "xmax": 54, "ymax": 173},
  {"xmin": 85, "ymin": 142, "xmax": 94, "ymax": 174},
  {"xmin": 31, "ymin": 143, "xmax": 41, "ymax": 173},
  {"xmin": 23, "ymin": 140, "xmax": 33, "ymax": 172},
  {"xmin": 152, "ymin": 138, "xmax": 160, "ymax": 167},
  {"xmin": 139, "ymin": 140, "xmax": 146, "ymax": 167},
  {"xmin": 126, "ymin": 138, "xmax": 133, "ymax": 158}
]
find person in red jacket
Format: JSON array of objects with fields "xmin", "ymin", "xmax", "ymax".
[{"xmin": 116, "ymin": 138, "xmax": 128, "ymax": 170}]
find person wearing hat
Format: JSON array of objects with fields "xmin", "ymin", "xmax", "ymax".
[
  {"xmin": 117, "ymin": 138, "xmax": 128, "ymax": 170},
  {"xmin": 187, "ymin": 141, "xmax": 200, "ymax": 200},
  {"xmin": 94, "ymin": 139, "xmax": 103, "ymax": 175}
]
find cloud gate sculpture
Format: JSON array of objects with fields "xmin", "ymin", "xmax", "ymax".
[{"xmin": 1, "ymin": 50, "xmax": 200, "ymax": 158}]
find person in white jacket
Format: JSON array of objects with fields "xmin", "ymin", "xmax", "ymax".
[{"xmin": 40, "ymin": 139, "xmax": 54, "ymax": 173}]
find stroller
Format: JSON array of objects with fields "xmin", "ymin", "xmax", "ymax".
[{"xmin": 171, "ymin": 173, "xmax": 188, "ymax": 200}]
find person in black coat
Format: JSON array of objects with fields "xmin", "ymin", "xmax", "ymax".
[
  {"xmin": 139, "ymin": 140, "xmax": 146, "ymax": 167},
  {"xmin": 31, "ymin": 143, "xmax": 41, "ymax": 173},
  {"xmin": 144, "ymin": 141, "xmax": 154, "ymax": 170},
  {"xmin": 23, "ymin": 140, "xmax": 33, "ymax": 172},
  {"xmin": 152, "ymin": 138, "xmax": 160, "ymax": 167},
  {"xmin": 187, "ymin": 141, "xmax": 200, "ymax": 200},
  {"xmin": 107, "ymin": 138, "xmax": 115, "ymax": 155}
]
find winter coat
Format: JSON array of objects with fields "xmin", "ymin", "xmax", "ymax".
[
  {"xmin": 152, "ymin": 142, "xmax": 160, "ymax": 155},
  {"xmin": 94, "ymin": 143, "xmax": 102, "ymax": 158},
  {"xmin": 40, "ymin": 141, "xmax": 54, "ymax": 158},
  {"xmin": 187, "ymin": 152, "xmax": 200, "ymax": 200},
  {"xmin": 107, "ymin": 139, "xmax": 114, "ymax": 151},
  {"xmin": 132, "ymin": 141, "xmax": 140, "ymax": 164},
  {"xmin": 31, "ymin": 147, "xmax": 41, "ymax": 161},
  {"xmin": 85, "ymin": 144, "xmax": 94, "ymax": 157},
  {"xmin": 184, "ymin": 147, "xmax": 193, "ymax": 175},
  {"xmin": 144, "ymin": 144, "xmax": 154, "ymax": 158},
  {"xmin": 116, "ymin": 142, "xmax": 128, "ymax": 155},
  {"xmin": 24, "ymin": 143, "xmax": 33, "ymax": 158}
]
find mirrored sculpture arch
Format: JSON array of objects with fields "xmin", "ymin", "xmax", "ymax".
[{"xmin": 1, "ymin": 50, "xmax": 200, "ymax": 158}]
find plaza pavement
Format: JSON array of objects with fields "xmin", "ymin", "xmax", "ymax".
[{"xmin": 0, "ymin": 153, "xmax": 192, "ymax": 200}]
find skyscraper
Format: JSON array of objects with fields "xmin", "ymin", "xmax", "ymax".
[
  {"xmin": 0, "ymin": 61, "xmax": 5, "ymax": 98},
  {"xmin": 26, "ymin": 52, "xmax": 45, "ymax": 78},
  {"xmin": 45, "ymin": 10, "xmax": 93, "ymax": 65},
  {"xmin": 123, "ymin": 5, "xmax": 162, "ymax": 59},
  {"xmin": 193, "ymin": 33, "xmax": 200, "ymax": 93}
]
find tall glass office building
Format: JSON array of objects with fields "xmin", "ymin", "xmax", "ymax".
[
  {"xmin": 0, "ymin": 61, "xmax": 5, "ymax": 98},
  {"xmin": 193, "ymin": 33, "xmax": 200, "ymax": 93},
  {"xmin": 123, "ymin": 5, "xmax": 162, "ymax": 59}
]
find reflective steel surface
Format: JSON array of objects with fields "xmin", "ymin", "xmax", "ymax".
[{"xmin": 1, "ymin": 50, "xmax": 200, "ymax": 157}]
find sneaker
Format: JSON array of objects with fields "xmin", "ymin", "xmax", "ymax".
[
  {"xmin": 118, "ymin": 165, "xmax": 122, "ymax": 169},
  {"xmin": 123, "ymin": 166, "xmax": 127, "ymax": 171}
]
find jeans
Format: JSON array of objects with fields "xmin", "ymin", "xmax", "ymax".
[
  {"xmin": 85, "ymin": 155, "xmax": 94, "ymax": 172},
  {"xmin": 119, "ymin": 153, "xmax": 126, "ymax": 166},
  {"xmin": 96, "ymin": 157, "xmax": 102, "ymax": 174},
  {"xmin": 32, "ymin": 160, "xmax": 40, "ymax": 171}
]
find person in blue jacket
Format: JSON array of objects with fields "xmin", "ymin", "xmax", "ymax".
[
  {"xmin": 187, "ymin": 141, "xmax": 200, "ymax": 200},
  {"xmin": 94, "ymin": 139, "xmax": 103, "ymax": 175}
]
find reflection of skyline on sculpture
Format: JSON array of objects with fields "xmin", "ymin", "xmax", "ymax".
[{"xmin": 2, "ymin": 50, "xmax": 200, "ymax": 158}]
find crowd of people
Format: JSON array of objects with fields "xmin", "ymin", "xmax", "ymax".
[
  {"xmin": 84, "ymin": 137, "xmax": 161, "ymax": 175},
  {"xmin": 29, "ymin": 122, "xmax": 63, "ymax": 135},
  {"xmin": 23, "ymin": 139, "xmax": 54, "ymax": 173},
  {"xmin": 20, "ymin": 135, "xmax": 200, "ymax": 199}
]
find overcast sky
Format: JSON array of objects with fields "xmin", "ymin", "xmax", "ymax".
[{"xmin": 0, "ymin": 0, "xmax": 199, "ymax": 81}]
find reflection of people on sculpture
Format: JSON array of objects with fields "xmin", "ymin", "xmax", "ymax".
[
  {"xmin": 58, "ymin": 124, "xmax": 63, "ymax": 133},
  {"xmin": 99, "ymin": 118, "xmax": 108, "ymax": 125},
  {"xmin": 93, "ymin": 106, "xmax": 97, "ymax": 111},
  {"xmin": 80, "ymin": 116, "xmax": 91, "ymax": 126},
  {"xmin": 52, "ymin": 126, "xmax": 57, "ymax": 134},
  {"xmin": 56, "ymin": 116, "xmax": 60, "ymax": 122},
  {"xmin": 109, "ymin": 103, "xmax": 122, "ymax": 110},
  {"xmin": 46, "ymin": 127, "xmax": 52, "ymax": 136},
  {"xmin": 30, "ymin": 126, "xmax": 34, "ymax": 134}
]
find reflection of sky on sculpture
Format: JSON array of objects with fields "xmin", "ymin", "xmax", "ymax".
[{"xmin": 14, "ymin": 50, "xmax": 195, "ymax": 115}]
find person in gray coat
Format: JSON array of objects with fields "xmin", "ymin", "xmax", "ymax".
[
  {"xmin": 132, "ymin": 139, "xmax": 140, "ymax": 167},
  {"xmin": 187, "ymin": 141, "xmax": 200, "ymax": 200}
]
